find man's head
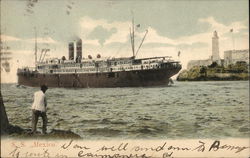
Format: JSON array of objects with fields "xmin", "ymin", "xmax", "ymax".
[{"xmin": 41, "ymin": 85, "xmax": 48, "ymax": 93}]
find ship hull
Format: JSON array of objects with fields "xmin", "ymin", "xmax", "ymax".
[{"xmin": 17, "ymin": 67, "xmax": 181, "ymax": 88}]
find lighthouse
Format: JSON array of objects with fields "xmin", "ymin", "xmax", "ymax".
[{"xmin": 212, "ymin": 31, "xmax": 220, "ymax": 63}]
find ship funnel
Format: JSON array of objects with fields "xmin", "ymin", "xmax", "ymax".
[
  {"xmin": 76, "ymin": 39, "xmax": 82, "ymax": 63},
  {"xmin": 68, "ymin": 42, "xmax": 74, "ymax": 60}
]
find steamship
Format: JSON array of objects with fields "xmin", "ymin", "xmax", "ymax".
[{"xmin": 17, "ymin": 24, "xmax": 182, "ymax": 88}]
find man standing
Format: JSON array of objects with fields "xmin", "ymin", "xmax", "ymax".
[{"xmin": 31, "ymin": 85, "xmax": 48, "ymax": 134}]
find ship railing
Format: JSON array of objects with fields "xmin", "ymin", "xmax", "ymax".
[{"xmin": 17, "ymin": 67, "xmax": 38, "ymax": 73}]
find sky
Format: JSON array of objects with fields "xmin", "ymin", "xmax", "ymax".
[{"xmin": 1, "ymin": 0, "xmax": 249, "ymax": 83}]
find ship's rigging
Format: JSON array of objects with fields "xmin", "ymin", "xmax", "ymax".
[
  {"xmin": 0, "ymin": 41, "xmax": 12, "ymax": 73},
  {"xmin": 129, "ymin": 17, "xmax": 148, "ymax": 59}
]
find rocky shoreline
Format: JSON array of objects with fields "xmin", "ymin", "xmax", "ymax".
[
  {"xmin": 1, "ymin": 92, "xmax": 81, "ymax": 139},
  {"xmin": 177, "ymin": 62, "xmax": 249, "ymax": 81}
]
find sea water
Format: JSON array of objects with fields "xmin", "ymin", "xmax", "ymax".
[{"xmin": 1, "ymin": 81, "xmax": 249, "ymax": 139}]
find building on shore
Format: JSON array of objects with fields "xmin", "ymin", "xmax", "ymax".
[
  {"xmin": 224, "ymin": 49, "xmax": 249, "ymax": 66},
  {"xmin": 187, "ymin": 31, "xmax": 220, "ymax": 69},
  {"xmin": 211, "ymin": 31, "xmax": 221, "ymax": 63},
  {"xmin": 187, "ymin": 58, "xmax": 212, "ymax": 69},
  {"xmin": 187, "ymin": 31, "xmax": 249, "ymax": 69}
]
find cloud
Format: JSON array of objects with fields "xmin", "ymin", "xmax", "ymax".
[
  {"xmin": 79, "ymin": 17, "xmax": 178, "ymax": 48},
  {"xmin": 143, "ymin": 42, "xmax": 174, "ymax": 48},
  {"xmin": 87, "ymin": 26, "xmax": 117, "ymax": 45},
  {"xmin": 174, "ymin": 17, "xmax": 249, "ymax": 69},
  {"xmin": 81, "ymin": 39, "xmax": 99, "ymax": 46},
  {"xmin": 78, "ymin": 16, "xmax": 248, "ymax": 69},
  {"xmin": 79, "ymin": 16, "xmax": 131, "ymax": 44},
  {"xmin": 198, "ymin": 16, "xmax": 248, "ymax": 39},
  {"xmin": 26, "ymin": 37, "xmax": 58, "ymax": 44},
  {"xmin": 1, "ymin": 35, "xmax": 21, "ymax": 41},
  {"xmin": 80, "ymin": 16, "xmax": 105, "ymax": 32},
  {"xmin": 174, "ymin": 17, "xmax": 248, "ymax": 48},
  {"xmin": 79, "ymin": 17, "xmax": 180, "ymax": 56},
  {"xmin": 177, "ymin": 42, "xmax": 208, "ymax": 49},
  {"xmin": 144, "ymin": 27, "xmax": 175, "ymax": 45},
  {"xmin": 199, "ymin": 17, "xmax": 226, "ymax": 31}
]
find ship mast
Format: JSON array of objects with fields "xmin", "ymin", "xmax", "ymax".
[
  {"xmin": 34, "ymin": 27, "xmax": 37, "ymax": 68},
  {"xmin": 130, "ymin": 17, "xmax": 135, "ymax": 58},
  {"xmin": 129, "ymin": 16, "xmax": 148, "ymax": 58}
]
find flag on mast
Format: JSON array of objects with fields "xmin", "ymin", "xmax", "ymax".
[{"xmin": 230, "ymin": 28, "xmax": 235, "ymax": 50}]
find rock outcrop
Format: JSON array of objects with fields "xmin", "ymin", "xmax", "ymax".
[
  {"xmin": 177, "ymin": 62, "xmax": 249, "ymax": 81},
  {"xmin": 0, "ymin": 92, "xmax": 10, "ymax": 134}
]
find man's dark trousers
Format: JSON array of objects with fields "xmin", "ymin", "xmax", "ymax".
[{"xmin": 31, "ymin": 109, "xmax": 47, "ymax": 134}]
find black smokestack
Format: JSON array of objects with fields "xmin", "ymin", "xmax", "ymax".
[
  {"xmin": 76, "ymin": 39, "xmax": 82, "ymax": 63},
  {"xmin": 68, "ymin": 42, "xmax": 74, "ymax": 60}
]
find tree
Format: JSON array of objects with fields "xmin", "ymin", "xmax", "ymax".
[
  {"xmin": 61, "ymin": 56, "xmax": 66, "ymax": 61},
  {"xmin": 208, "ymin": 62, "xmax": 218, "ymax": 68}
]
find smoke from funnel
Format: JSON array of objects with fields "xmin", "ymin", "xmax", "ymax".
[
  {"xmin": 68, "ymin": 42, "xmax": 74, "ymax": 60},
  {"xmin": 76, "ymin": 39, "xmax": 82, "ymax": 63}
]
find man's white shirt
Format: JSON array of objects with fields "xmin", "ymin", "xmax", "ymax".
[{"xmin": 31, "ymin": 90, "xmax": 47, "ymax": 112}]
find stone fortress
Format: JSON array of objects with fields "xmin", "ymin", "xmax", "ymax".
[{"xmin": 187, "ymin": 31, "xmax": 249, "ymax": 69}]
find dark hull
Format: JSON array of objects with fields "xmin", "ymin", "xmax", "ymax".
[{"xmin": 17, "ymin": 67, "xmax": 181, "ymax": 88}]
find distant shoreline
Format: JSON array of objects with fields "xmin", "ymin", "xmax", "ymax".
[
  {"xmin": 177, "ymin": 73, "xmax": 249, "ymax": 81},
  {"xmin": 177, "ymin": 62, "xmax": 249, "ymax": 82}
]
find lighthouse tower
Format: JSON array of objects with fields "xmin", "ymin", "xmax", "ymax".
[{"xmin": 212, "ymin": 31, "xmax": 220, "ymax": 63}]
